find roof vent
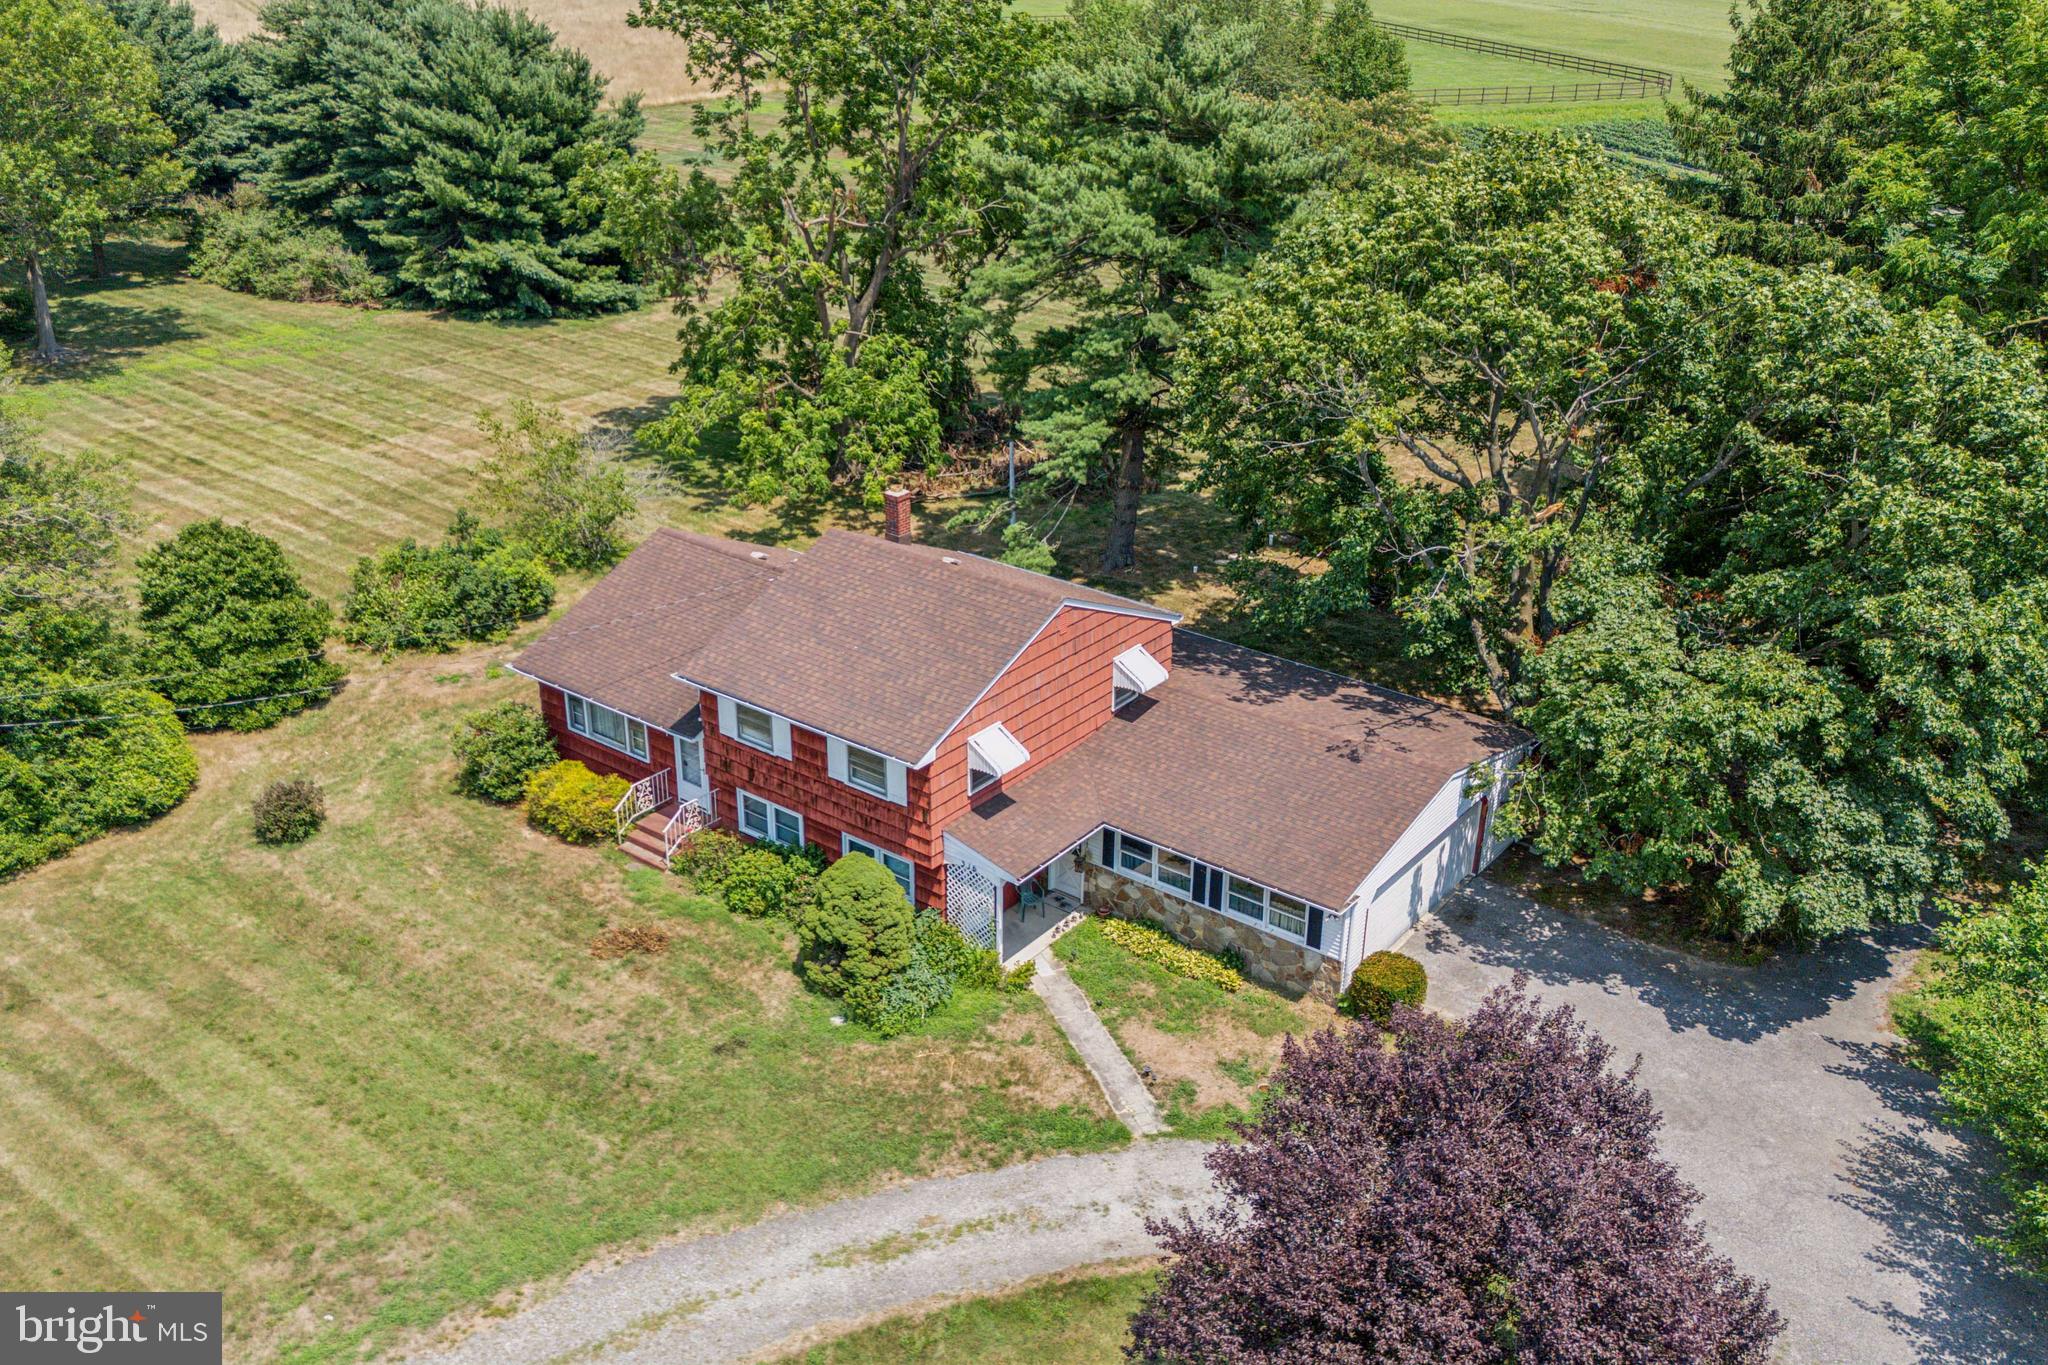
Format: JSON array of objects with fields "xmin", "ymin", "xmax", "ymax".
[
  {"xmin": 749, "ymin": 550, "xmax": 769, "ymax": 560},
  {"xmin": 941, "ymin": 556, "xmax": 960, "ymax": 565}
]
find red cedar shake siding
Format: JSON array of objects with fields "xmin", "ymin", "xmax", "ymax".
[
  {"xmin": 701, "ymin": 699, "xmax": 941, "ymax": 906},
  {"xmin": 538, "ymin": 683, "xmax": 666, "ymax": 786},
  {"xmin": 927, "ymin": 607, "xmax": 1172, "ymax": 834}
]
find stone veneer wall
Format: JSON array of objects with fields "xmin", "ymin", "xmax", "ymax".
[{"xmin": 1084, "ymin": 864, "xmax": 1343, "ymax": 1002}]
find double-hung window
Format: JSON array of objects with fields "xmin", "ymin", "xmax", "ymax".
[
  {"xmin": 738, "ymin": 791, "xmax": 802, "ymax": 846},
  {"xmin": 1265, "ymin": 892, "xmax": 1310, "ymax": 938},
  {"xmin": 1117, "ymin": 835, "xmax": 1156, "ymax": 879},
  {"xmin": 844, "ymin": 835, "xmax": 915, "ymax": 901},
  {"xmin": 564, "ymin": 693, "xmax": 648, "ymax": 761},
  {"xmin": 844, "ymin": 744, "xmax": 891, "ymax": 797},
  {"xmin": 1156, "ymin": 851, "xmax": 1194, "ymax": 895},
  {"xmin": 1227, "ymin": 875, "xmax": 1266, "ymax": 921},
  {"xmin": 733, "ymin": 702, "xmax": 778, "ymax": 753}
]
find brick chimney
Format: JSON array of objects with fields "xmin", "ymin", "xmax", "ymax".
[{"xmin": 883, "ymin": 487, "xmax": 914, "ymax": 543}]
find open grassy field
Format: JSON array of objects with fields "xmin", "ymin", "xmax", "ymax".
[
  {"xmin": 1050, "ymin": 919, "xmax": 1335, "ymax": 1139},
  {"xmin": 0, "ymin": 635, "xmax": 1124, "ymax": 1364},
  {"xmin": 774, "ymin": 1265, "xmax": 1160, "ymax": 1364}
]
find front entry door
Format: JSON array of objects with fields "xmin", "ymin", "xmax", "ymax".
[{"xmin": 672, "ymin": 730, "xmax": 706, "ymax": 805}]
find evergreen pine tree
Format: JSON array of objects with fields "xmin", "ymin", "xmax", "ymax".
[
  {"xmin": 253, "ymin": 0, "xmax": 642, "ymax": 316},
  {"xmin": 1669, "ymin": 0, "xmax": 1899, "ymax": 268},
  {"xmin": 103, "ymin": 0, "xmax": 257, "ymax": 194}
]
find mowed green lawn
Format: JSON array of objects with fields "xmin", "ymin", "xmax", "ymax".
[
  {"xmin": 776, "ymin": 1266, "xmax": 1160, "ymax": 1364},
  {"xmin": 17, "ymin": 241, "xmax": 689, "ymax": 596},
  {"xmin": 0, "ymin": 640, "xmax": 1122, "ymax": 1364}
]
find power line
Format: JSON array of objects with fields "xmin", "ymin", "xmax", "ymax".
[
  {"xmin": 0, "ymin": 683, "xmax": 346, "ymax": 732},
  {"xmin": 0, "ymin": 651, "xmax": 333, "ymax": 703}
]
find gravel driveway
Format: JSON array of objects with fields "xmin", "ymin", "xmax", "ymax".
[{"xmin": 1415, "ymin": 880, "xmax": 2048, "ymax": 1365}]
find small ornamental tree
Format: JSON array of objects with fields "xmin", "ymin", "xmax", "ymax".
[
  {"xmin": 797, "ymin": 852, "xmax": 914, "ymax": 1004},
  {"xmin": 1132, "ymin": 981, "xmax": 1783, "ymax": 1363},
  {"xmin": 474, "ymin": 401, "xmax": 634, "ymax": 572},
  {"xmin": 136, "ymin": 519, "xmax": 343, "ymax": 731}
]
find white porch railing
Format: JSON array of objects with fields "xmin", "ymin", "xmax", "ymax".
[
  {"xmin": 661, "ymin": 789, "xmax": 715, "ymax": 863},
  {"xmin": 613, "ymin": 767, "xmax": 675, "ymax": 842}
]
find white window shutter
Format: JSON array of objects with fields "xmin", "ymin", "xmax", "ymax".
[
  {"xmin": 825, "ymin": 735, "xmax": 849, "ymax": 784},
  {"xmin": 886, "ymin": 758, "xmax": 908, "ymax": 806},
  {"xmin": 771, "ymin": 715, "xmax": 793, "ymax": 760},
  {"xmin": 716, "ymin": 694, "xmax": 737, "ymax": 740}
]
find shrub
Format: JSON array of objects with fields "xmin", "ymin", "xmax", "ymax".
[
  {"xmin": 341, "ymin": 515, "xmax": 554, "ymax": 652},
  {"xmin": 524, "ymin": 760, "xmax": 626, "ymax": 844},
  {"xmin": 252, "ymin": 778, "xmax": 324, "ymax": 844},
  {"xmin": 189, "ymin": 189, "xmax": 382, "ymax": 303},
  {"xmin": 451, "ymin": 701, "xmax": 558, "ymax": 802},
  {"xmin": 475, "ymin": 401, "xmax": 635, "ymax": 571},
  {"xmin": 853, "ymin": 911, "xmax": 1000, "ymax": 1036},
  {"xmin": 0, "ymin": 687, "xmax": 198, "ymax": 876},
  {"xmin": 1340, "ymin": 950, "xmax": 1427, "ymax": 1025},
  {"xmin": 135, "ymin": 518, "xmax": 342, "ymax": 731},
  {"xmin": 1131, "ymin": 983, "xmax": 1782, "ymax": 1362},
  {"xmin": 1001, "ymin": 958, "xmax": 1037, "ymax": 992},
  {"xmin": 719, "ymin": 847, "xmax": 800, "ymax": 917},
  {"xmin": 673, "ymin": 827, "xmax": 746, "ymax": 886},
  {"xmin": 1096, "ymin": 915, "xmax": 1245, "ymax": 993},
  {"xmin": 798, "ymin": 852, "xmax": 914, "ymax": 1004}
]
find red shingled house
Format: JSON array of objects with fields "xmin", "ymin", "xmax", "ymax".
[{"xmin": 509, "ymin": 499, "xmax": 1528, "ymax": 999}]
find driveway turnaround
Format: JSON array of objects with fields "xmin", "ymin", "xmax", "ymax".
[
  {"xmin": 402, "ymin": 1140, "xmax": 1215, "ymax": 1365},
  {"xmin": 1414, "ymin": 880, "xmax": 2048, "ymax": 1365}
]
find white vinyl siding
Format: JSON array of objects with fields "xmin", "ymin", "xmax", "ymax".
[
  {"xmin": 844, "ymin": 834, "xmax": 915, "ymax": 902},
  {"xmin": 563, "ymin": 692, "xmax": 648, "ymax": 761},
  {"xmin": 737, "ymin": 790, "xmax": 802, "ymax": 846}
]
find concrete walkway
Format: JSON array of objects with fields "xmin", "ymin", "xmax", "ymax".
[
  {"xmin": 1030, "ymin": 949, "xmax": 1167, "ymax": 1136},
  {"xmin": 401, "ymin": 1141, "xmax": 1215, "ymax": 1365}
]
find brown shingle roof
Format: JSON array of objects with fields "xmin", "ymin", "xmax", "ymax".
[
  {"xmin": 508, "ymin": 529, "xmax": 797, "ymax": 729},
  {"xmin": 673, "ymin": 531, "xmax": 1176, "ymax": 762},
  {"xmin": 949, "ymin": 630, "xmax": 1529, "ymax": 909}
]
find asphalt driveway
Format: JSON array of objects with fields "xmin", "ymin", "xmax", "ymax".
[{"xmin": 1414, "ymin": 880, "xmax": 2048, "ymax": 1365}]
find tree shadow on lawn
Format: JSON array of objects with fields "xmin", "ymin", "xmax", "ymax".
[
  {"xmin": 1422, "ymin": 881, "xmax": 1921, "ymax": 1045},
  {"xmin": 14, "ymin": 241, "xmax": 201, "ymax": 377},
  {"xmin": 1826, "ymin": 1037, "xmax": 2048, "ymax": 1364}
]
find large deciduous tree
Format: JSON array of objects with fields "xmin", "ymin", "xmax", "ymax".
[
  {"xmin": 1133, "ymin": 981, "xmax": 1783, "ymax": 1362},
  {"xmin": 1854, "ymin": 0, "xmax": 2048, "ymax": 330},
  {"xmin": 605, "ymin": 0, "xmax": 1042, "ymax": 506},
  {"xmin": 1516, "ymin": 265, "xmax": 2048, "ymax": 942},
  {"xmin": 1184, "ymin": 133, "xmax": 1710, "ymax": 703},
  {"xmin": 253, "ymin": 0, "xmax": 642, "ymax": 317},
  {"xmin": 1669, "ymin": 0, "xmax": 1899, "ymax": 269},
  {"xmin": 986, "ymin": 0, "xmax": 1337, "ymax": 571},
  {"xmin": 0, "ymin": 0, "xmax": 186, "ymax": 360}
]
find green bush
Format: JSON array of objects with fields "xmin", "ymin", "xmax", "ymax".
[
  {"xmin": 341, "ymin": 515, "xmax": 554, "ymax": 652},
  {"xmin": 720, "ymin": 847, "xmax": 800, "ymax": 917},
  {"xmin": 854, "ymin": 911, "xmax": 1001, "ymax": 1036},
  {"xmin": 136, "ymin": 518, "xmax": 342, "ymax": 731},
  {"xmin": 673, "ymin": 827, "xmax": 746, "ymax": 885},
  {"xmin": 798, "ymin": 852, "xmax": 914, "ymax": 1005},
  {"xmin": 1340, "ymin": 950, "xmax": 1428, "ymax": 1025},
  {"xmin": 190, "ymin": 189, "xmax": 382, "ymax": 304},
  {"xmin": 1096, "ymin": 915, "xmax": 1245, "ymax": 993},
  {"xmin": 252, "ymin": 778, "xmax": 325, "ymax": 844},
  {"xmin": 524, "ymin": 760, "xmax": 626, "ymax": 844},
  {"xmin": 475, "ymin": 401, "xmax": 635, "ymax": 572},
  {"xmin": 0, "ymin": 687, "xmax": 198, "ymax": 876},
  {"xmin": 451, "ymin": 701, "xmax": 557, "ymax": 802}
]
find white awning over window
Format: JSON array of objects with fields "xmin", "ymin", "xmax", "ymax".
[
  {"xmin": 967, "ymin": 722, "xmax": 1031, "ymax": 780},
  {"xmin": 1112, "ymin": 644, "xmax": 1168, "ymax": 697}
]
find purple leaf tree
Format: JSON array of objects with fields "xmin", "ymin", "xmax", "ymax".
[{"xmin": 1131, "ymin": 979, "xmax": 1782, "ymax": 1363}]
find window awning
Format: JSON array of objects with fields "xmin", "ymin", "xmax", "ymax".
[
  {"xmin": 967, "ymin": 722, "xmax": 1031, "ymax": 779},
  {"xmin": 1112, "ymin": 644, "xmax": 1169, "ymax": 697}
]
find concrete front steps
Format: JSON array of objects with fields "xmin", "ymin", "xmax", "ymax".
[{"xmin": 618, "ymin": 801, "xmax": 680, "ymax": 870}]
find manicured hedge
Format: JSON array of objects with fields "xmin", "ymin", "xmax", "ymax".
[
  {"xmin": 1341, "ymin": 950, "xmax": 1428, "ymax": 1025},
  {"xmin": 1096, "ymin": 915, "xmax": 1245, "ymax": 993}
]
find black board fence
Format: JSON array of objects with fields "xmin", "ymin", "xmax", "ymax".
[{"xmin": 1378, "ymin": 20, "xmax": 1674, "ymax": 105}]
